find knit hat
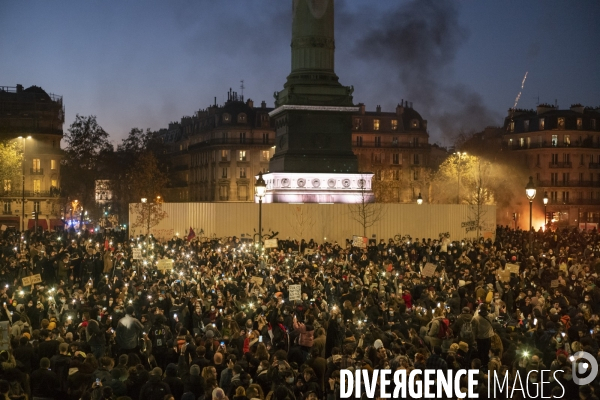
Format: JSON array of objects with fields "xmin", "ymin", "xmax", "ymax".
[
  {"xmin": 373, "ymin": 339, "xmax": 384, "ymax": 350},
  {"xmin": 458, "ymin": 342, "xmax": 469, "ymax": 352},
  {"xmin": 190, "ymin": 365, "xmax": 200, "ymax": 376},
  {"xmin": 150, "ymin": 367, "xmax": 162, "ymax": 377}
]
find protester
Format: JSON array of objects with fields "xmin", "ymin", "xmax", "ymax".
[{"xmin": 0, "ymin": 225, "xmax": 599, "ymax": 400}]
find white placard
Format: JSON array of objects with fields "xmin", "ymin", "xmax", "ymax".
[
  {"xmin": 132, "ymin": 248, "xmax": 142, "ymax": 260},
  {"xmin": 264, "ymin": 239, "xmax": 279, "ymax": 248},
  {"xmin": 289, "ymin": 284, "xmax": 302, "ymax": 301},
  {"xmin": 352, "ymin": 235, "xmax": 367, "ymax": 248}
]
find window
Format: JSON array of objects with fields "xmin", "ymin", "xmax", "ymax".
[
  {"xmin": 551, "ymin": 135, "xmax": 558, "ymax": 147},
  {"xmin": 374, "ymin": 136, "xmax": 381, "ymax": 147},
  {"xmin": 221, "ymin": 150, "xmax": 229, "ymax": 161},
  {"xmin": 563, "ymin": 173, "xmax": 570, "ymax": 184},
  {"xmin": 562, "ymin": 191, "xmax": 569, "ymax": 203},
  {"xmin": 592, "ymin": 119, "xmax": 597, "ymax": 130},
  {"xmin": 221, "ymin": 168, "xmax": 228, "ymax": 179},
  {"xmin": 392, "ymin": 170, "xmax": 400, "ymax": 181},
  {"xmin": 581, "ymin": 154, "xmax": 585, "ymax": 166},
  {"xmin": 524, "ymin": 120, "xmax": 530, "ymax": 132},
  {"xmin": 33, "ymin": 179, "xmax": 41, "ymax": 193},
  {"xmin": 540, "ymin": 118, "xmax": 545, "ymax": 130},
  {"xmin": 564, "ymin": 135, "xmax": 570, "ymax": 146},
  {"xmin": 239, "ymin": 167, "xmax": 247, "ymax": 179},
  {"xmin": 219, "ymin": 186, "xmax": 228, "ymax": 200},
  {"xmin": 557, "ymin": 118, "xmax": 565, "ymax": 130},
  {"xmin": 413, "ymin": 137, "xmax": 419, "ymax": 147},
  {"xmin": 391, "ymin": 120, "xmax": 398, "ymax": 131},
  {"xmin": 353, "ymin": 118, "xmax": 362, "ymax": 130},
  {"xmin": 239, "ymin": 132, "xmax": 246, "ymax": 144},
  {"xmin": 519, "ymin": 138, "xmax": 525, "ymax": 148},
  {"xmin": 2, "ymin": 201, "xmax": 10, "ymax": 214},
  {"xmin": 32, "ymin": 158, "xmax": 41, "ymax": 172},
  {"xmin": 51, "ymin": 179, "xmax": 57, "ymax": 188},
  {"xmin": 262, "ymin": 133, "xmax": 269, "ymax": 144},
  {"xmin": 550, "ymin": 191, "xmax": 558, "ymax": 201},
  {"xmin": 551, "ymin": 154, "xmax": 559, "ymax": 164},
  {"xmin": 3, "ymin": 180, "xmax": 11, "ymax": 192},
  {"xmin": 223, "ymin": 132, "xmax": 229, "ymax": 141},
  {"xmin": 579, "ymin": 173, "xmax": 584, "ymax": 183},
  {"xmin": 413, "ymin": 154, "xmax": 420, "ymax": 165},
  {"xmin": 510, "ymin": 122, "xmax": 515, "ymax": 132},
  {"xmin": 411, "ymin": 119, "xmax": 420, "ymax": 128},
  {"xmin": 536, "ymin": 154, "xmax": 540, "ymax": 166},
  {"xmin": 223, "ymin": 114, "xmax": 231, "ymax": 123},
  {"xmin": 413, "ymin": 169, "xmax": 419, "ymax": 180},
  {"xmin": 563, "ymin": 153, "xmax": 570, "ymax": 163},
  {"xmin": 356, "ymin": 136, "xmax": 363, "ymax": 147},
  {"xmin": 33, "ymin": 201, "xmax": 40, "ymax": 213},
  {"xmin": 237, "ymin": 113, "xmax": 247, "ymax": 123},
  {"xmin": 373, "ymin": 119, "xmax": 380, "ymax": 131},
  {"xmin": 577, "ymin": 118, "xmax": 583, "ymax": 130},
  {"xmin": 392, "ymin": 154, "xmax": 400, "ymax": 165},
  {"xmin": 238, "ymin": 185, "xmax": 248, "ymax": 201},
  {"xmin": 239, "ymin": 150, "xmax": 247, "ymax": 161},
  {"xmin": 372, "ymin": 153, "xmax": 382, "ymax": 164},
  {"xmin": 527, "ymin": 137, "xmax": 531, "ymax": 148},
  {"xmin": 50, "ymin": 159, "xmax": 57, "ymax": 170},
  {"xmin": 551, "ymin": 173, "xmax": 558, "ymax": 185},
  {"xmin": 261, "ymin": 150, "xmax": 270, "ymax": 162}
]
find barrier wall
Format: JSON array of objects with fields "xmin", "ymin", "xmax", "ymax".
[{"xmin": 129, "ymin": 203, "xmax": 496, "ymax": 243}]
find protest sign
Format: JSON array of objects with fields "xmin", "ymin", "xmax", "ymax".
[
  {"xmin": 421, "ymin": 263, "xmax": 437, "ymax": 277},
  {"xmin": 264, "ymin": 239, "xmax": 278, "ymax": 248},
  {"xmin": 289, "ymin": 284, "xmax": 302, "ymax": 301},
  {"xmin": 132, "ymin": 248, "xmax": 142, "ymax": 260},
  {"xmin": 352, "ymin": 236, "xmax": 367, "ymax": 248},
  {"xmin": 157, "ymin": 259, "xmax": 174, "ymax": 271}
]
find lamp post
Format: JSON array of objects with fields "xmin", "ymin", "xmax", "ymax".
[
  {"xmin": 455, "ymin": 152, "xmax": 467, "ymax": 204},
  {"xmin": 525, "ymin": 176, "xmax": 536, "ymax": 253},
  {"xmin": 543, "ymin": 191, "xmax": 548, "ymax": 227},
  {"xmin": 254, "ymin": 172, "xmax": 267, "ymax": 249},
  {"xmin": 416, "ymin": 192, "xmax": 423, "ymax": 205},
  {"xmin": 18, "ymin": 136, "xmax": 31, "ymax": 232}
]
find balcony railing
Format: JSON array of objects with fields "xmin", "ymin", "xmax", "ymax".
[
  {"xmin": 191, "ymin": 138, "xmax": 275, "ymax": 148},
  {"xmin": 537, "ymin": 180, "xmax": 600, "ymax": 188},
  {"xmin": 0, "ymin": 190, "xmax": 61, "ymax": 198},
  {"xmin": 30, "ymin": 168, "xmax": 44, "ymax": 175},
  {"xmin": 546, "ymin": 199, "xmax": 600, "ymax": 206},
  {"xmin": 354, "ymin": 141, "xmax": 429, "ymax": 148},
  {"xmin": 549, "ymin": 162, "xmax": 572, "ymax": 168},
  {"xmin": 506, "ymin": 140, "xmax": 600, "ymax": 150},
  {"xmin": 589, "ymin": 163, "xmax": 600, "ymax": 169}
]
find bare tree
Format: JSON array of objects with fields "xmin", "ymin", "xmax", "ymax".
[
  {"xmin": 465, "ymin": 158, "xmax": 493, "ymax": 238},
  {"xmin": 132, "ymin": 200, "xmax": 168, "ymax": 237},
  {"xmin": 348, "ymin": 175, "xmax": 383, "ymax": 237},
  {"xmin": 287, "ymin": 205, "xmax": 314, "ymax": 240}
]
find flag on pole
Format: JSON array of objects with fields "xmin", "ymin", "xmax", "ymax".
[{"xmin": 187, "ymin": 227, "xmax": 196, "ymax": 241}]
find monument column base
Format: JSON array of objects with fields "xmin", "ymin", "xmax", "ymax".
[{"xmin": 256, "ymin": 172, "xmax": 374, "ymax": 204}]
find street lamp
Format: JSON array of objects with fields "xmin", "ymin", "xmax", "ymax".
[
  {"xmin": 416, "ymin": 192, "xmax": 423, "ymax": 205},
  {"xmin": 254, "ymin": 172, "xmax": 267, "ymax": 248},
  {"xmin": 525, "ymin": 176, "xmax": 536, "ymax": 253},
  {"xmin": 17, "ymin": 136, "xmax": 31, "ymax": 232},
  {"xmin": 543, "ymin": 191, "xmax": 549, "ymax": 227},
  {"xmin": 455, "ymin": 152, "xmax": 467, "ymax": 204}
]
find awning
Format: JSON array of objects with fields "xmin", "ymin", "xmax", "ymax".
[
  {"xmin": 28, "ymin": 219, "xmax": 48, "ymax": 231},
  {"xmin": 0, "ymin": 217, "xmax": 19, "ymax": 228},
  {"xmin": 49, "ymin": 219, "xmax": 65, "ymax": 230}
]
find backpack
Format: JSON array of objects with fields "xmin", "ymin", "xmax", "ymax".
[
  {"xmin": 460, "ymin": 320, "xmax": 474, "ymax": 342},
  {"xmin": 437, "ymin": 318, "xmax": 453, "ymax": 340}
]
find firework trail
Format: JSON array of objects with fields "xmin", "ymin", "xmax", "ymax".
[{"xmin": 513, "ymin": 71, "xmax": 528, "ymax": 110}]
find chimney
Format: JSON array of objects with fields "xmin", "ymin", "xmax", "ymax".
[
  {"xmin": 261, "ymin": 101, "xmax": 266, "ymax": 109},
  {"xmin": 396, "ymin": 104, "xmax": 404, "ymax": 116},
  {"xmin": 570, "ymin": 104, "xmax": 585, "ymax": 114},
  {"xmin": 536, "ymin": 104, "xmax": 555, "ymax": 115},
  {"xmin": 358, "ymin": 103, "xmax": 366, "ymax": 115},
  {"xmin": 214, "ymin": 97, "xmax": 217, "ymax": 106},
  {"xmin": 247, "ymin": 98, "xmax": 254, "ymax": 108},
  {"xmin": 376, "ymin": 105, "xmax": 381, "ymax": 113},
  {"xmin": 16, "ymin": 84, "xmax": 23, "ymax": 93}
]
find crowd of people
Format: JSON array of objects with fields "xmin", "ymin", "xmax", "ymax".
[{"xmin": 0, "ymin": 225, "xmax": 598, "ymax": 400}]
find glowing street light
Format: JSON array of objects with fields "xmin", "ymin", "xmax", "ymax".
[
  {"xmin": 525, "ymin": 176, "xmax": 536, "ymax": 251},
  {"xmin": 254, "ymin": 172, "xmax": 267, "ymax": 249},
  {"xmin": 416, "ymin": 192, "xmax": 423, "ymax": 205}
]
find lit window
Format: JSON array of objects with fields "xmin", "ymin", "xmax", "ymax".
[
  {"xmin": 354, "ymin": 118, "xmax": 362, "ymax": 130},
  {"xmin": 373, "ymin": 119, "xmax": 380, "ymax": 131},
  {"xmin": 3, "ymin": 201, "xmax": 10, "ymax": 214},
  {"xmin": 557, "ymin": 118, "xmax": 565, "ymax": 130},
  {"xmin": 519, "ymin": 138, "xmax": 524, "ymax": 147},
  {"xmin": 221, "ymin": 150, "xmax": 229, "ymax": 161},
  {"xmin": 391, "ymin": 120, "xmax": 398, "ymax": 131},
  {"xmin": 51, "ymin": 179, "xmax": 57, "ymax": 188},
  {"xmin": 239, "ymin": 167, "xmax": 247, "ymax": 178},
  {"xmin": 221, "ymin": 168, "xmax": 228, "ymax": 178},
  {"xmin": 239, "ymin": 150, "xmax": 247, "ymax": 161},
  {"xmin": 510, "ymin": 122, "xmax": 515, "ymax": 132},
  {"xmin": 32, "ymin": 159, "xmax": 41, "ymax": 172},
  {"xmin": 223, "ymin": 114, "xmax": 231, "ymax": 123},
  {"xmin": 50, "ymin": 159, "xmax": 57, "ymax": 170},
  {"xmin": 540, "ymin": 118, "xmax": 545, "ymax": 130},
  {"xmin": 551, "ymin": 135, "xmax": 558, "ymax": 147},
  {"xmin": 577, "ymin": 118, "xmax": 583, "ymax": 130},
  {"xmin": 3, "ymin": 180, "xmax": 11, "ymax": 192},
  {"xmin": 411, "ymin": 119, "xmax": 420, "ymax": 129},
  {"xmin": 238, "ymin": 113, "xmax": 247, "ymax": 123},
  {"xmin": 261, "ymin": 150, "xmax": 270, "ymax": 162},
  {"xmin": 33, "ymin": 179, "xmax": 41, "ymax": 193},
  {"xmin": 564, "ymin": 135, "xmax": 570, "ymax": 146}
]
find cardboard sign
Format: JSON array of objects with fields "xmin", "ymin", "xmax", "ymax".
[
  {"xmin": 304, "ymin": 248, "xmax": 315, "ymax": 255},
  {"xmin": 132, "ymin": 248, "xmax": 142, "ymax": 260},
  {"xmin": 551, "ymin": 280, "xmax": 559, "ymax": 288},
  {"xmin": 22, "ymin": 277, "xmax": 32, "ymax": 286},
  {"xmin": 559, "ymin": 263, "xmax": 568, "ymax": 273},
  {"xmin": 157, "ymin": 259, "xmax": 174, "ymax": 271},
  {"xmin": 498, "ymin": 270, "xmax": 511, "ymax": 282},
  {"xmin": 250, "ymin": 276, "xmax": 264, "ymax": 285},
  {"xmin": 30, "ymin": 274, "xmax": 42, "ymax": 284},
  {"xmin": 264, "ymin": 239, "xmax": 279, "ymax": 248},
  {"xmin": 506, "ymin": 263, "xmax": 520, "ymax": 275},
  {"xmin": 352, "ymin": 236, "xmax": 368, "ymax": 249},
  {"xmin": 421, "ymin": 263, "xmax": 437, "ymax": 277},
  {"xmin": 289, "ymin": 284, "xmax": 302, "ymax": 301}
]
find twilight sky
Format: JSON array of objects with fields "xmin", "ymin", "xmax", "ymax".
[{"xmin": 1, "ymin": 0, "xmax": 599, "ymax": 146}]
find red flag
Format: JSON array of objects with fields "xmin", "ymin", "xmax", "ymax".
[
  {"xmin": 187, "ymin": 227, "xmax": 196, "ymax": 241},
  {"xmin": 104, "ymin": 238, "xmax": 109, "ymax": 250}
]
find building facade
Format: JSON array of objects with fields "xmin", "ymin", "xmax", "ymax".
[
  {"xmin": 160, "ymin": 94, "xmax": 440, "ymax": 204},
  {"xmin": 0, "ymin": 84, "xmax": 64, "ymax": 230},
  {"xmin": 503, "ymin": 104, "xmax": 600, "ymax": 226}
]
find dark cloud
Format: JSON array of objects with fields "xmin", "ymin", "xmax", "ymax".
[{"xmin": 351, "ymin": 0, "xmax": 498, "ymax": 140}]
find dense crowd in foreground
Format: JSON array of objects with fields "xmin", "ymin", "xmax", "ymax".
[{"xmin": 0, "ymin": 226, "xmax": 598, "ymax": 400}]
